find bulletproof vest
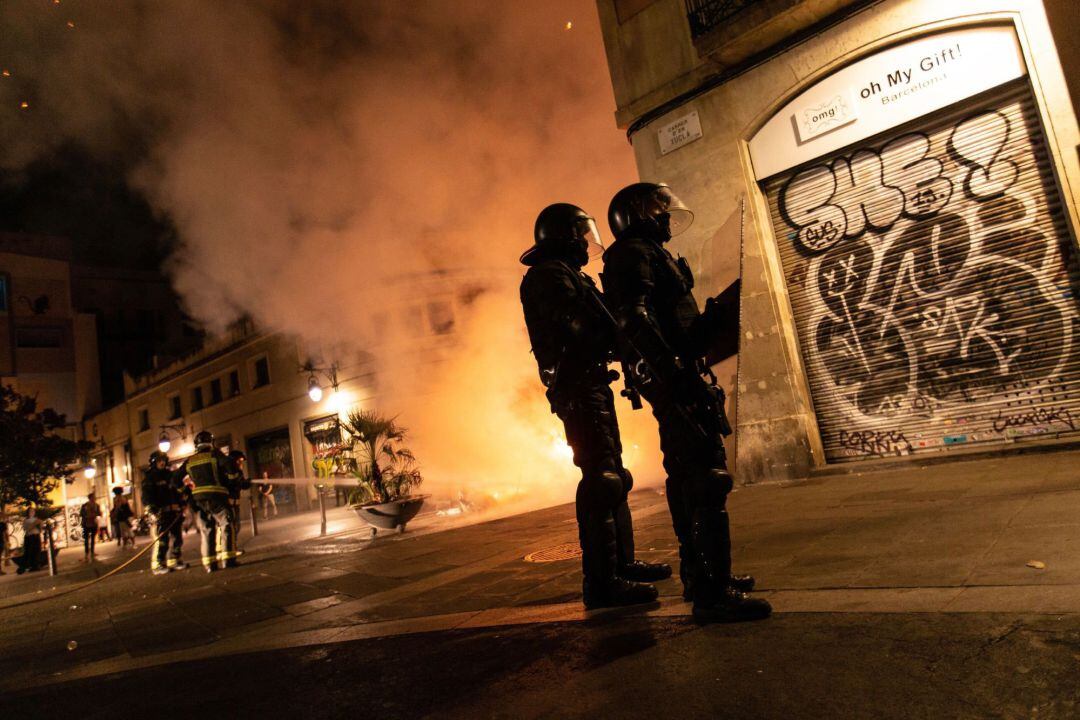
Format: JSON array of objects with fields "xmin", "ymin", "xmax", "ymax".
[
  {"xmin": 605, "ymin": 236, "xmax": 702, "ymax": 359},
  {"xmin": 185, "ymin": 450, "xmax": 228, "ymax": 497},
  {"xmin": 520, "ymin": 258, "xmax": 614, "ymax": 378}
]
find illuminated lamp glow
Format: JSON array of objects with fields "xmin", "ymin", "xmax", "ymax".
[{"xmin": 307, "ymin": 375, "xmax": 323, "ymax": 402}]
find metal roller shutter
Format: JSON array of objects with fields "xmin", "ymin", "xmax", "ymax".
[{"xmin": 762, "ymin": 79, "xmax": 1080, "ymax": 462}]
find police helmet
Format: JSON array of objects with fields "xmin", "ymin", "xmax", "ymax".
[
  {"xmin": 520, "ymin": 203, "xmax": 604, "ymax": 267},
  {"xmin": 608, "ymin": 182, "xmax": 694, "ymax": 243},
  {"xmin": 194, "ymin": 430, "xmax": 214, "ymax": 450}
]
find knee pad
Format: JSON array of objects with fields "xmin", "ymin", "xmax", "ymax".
[
  {"xmin": 577, "ymin": 470, "xmax": 625, "ymax": 511},
  {"xmin": 620, "ymin": 468, "xmax": 634, "ymax": 496},
  {"xmin": 691, "ymin": 469, "xmax": 733, "ymax": 507}
]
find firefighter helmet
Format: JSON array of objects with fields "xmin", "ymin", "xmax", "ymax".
[{"xmin": 194, "ymin": 430, "xmax": 214, "ymax": 449}]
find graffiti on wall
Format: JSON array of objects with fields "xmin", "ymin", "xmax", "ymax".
[{"xmin": 771, "ymin": 98, "xmax": 1080, "ymax": 460}]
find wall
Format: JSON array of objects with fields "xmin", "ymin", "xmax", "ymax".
[
  {"xmin": 0, "ymin": 242, "xmax": 101, "ymax": 421},
  {"xmin": 598, "ymin": 0, "xmax": 1080, "ymax": 481}
]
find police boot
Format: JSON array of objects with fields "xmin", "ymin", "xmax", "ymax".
[
  {"xmin": 665, "ymin": 476, "xmax": 696, "ymax": 600},
  {"xmin": 613, "ymin": 501, "xmax": 672, "ymax": 583},
  {"xmin": 684, "ymin": 573, "xmax": 754, "ymax": 601},
  {"xmin": 580, "ymin": 512, "xmax": 657, "ymax": 610},
  {"xmin": 729, "ymin": 573, "xmax": 755, "ymax": 593},
  {"xmin": 690, "ymin": 508, "xmax": 770, "ymax": 623}
]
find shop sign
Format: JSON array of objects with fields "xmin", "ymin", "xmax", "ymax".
[
  {"xmin": 795, "ymin": 93, "xmax": 857, "ymax": 142},
  {"xmin": 658, "ymin": 111, "xmax": 703, "ymax": 155},
  {"xmin": 750, "ymin": 25, "xmax": 1026, "ymax": 179}
]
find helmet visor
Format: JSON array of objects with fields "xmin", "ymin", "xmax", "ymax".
[
  {"xmin": 576, "ymin": 216, "xmax": 605, "ymax": 258},
  {"xmin": 650, "ymin": 187, "xmax": 694, "ymax": 236}
]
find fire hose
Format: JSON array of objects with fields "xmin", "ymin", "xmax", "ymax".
[{"xmin": 0, "ymin": 513, "xmax": 183, "ymax": 611}]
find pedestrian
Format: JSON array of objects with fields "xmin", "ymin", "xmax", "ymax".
[
  {"xmin": 96, "ymin": 507, "xmax": 110, "ymax": 543},
  {"xmin": 173, "ymin": 431, "xmax": 236, "ymax": 572},
  {"xmin": 602, "ymin": 182, "xmax": 770, "ymax": 623},
  {"xmin": 17, "ymin": 507, "xmax": 43, "ymax": 574},
  {"xmin": 113, "ymin": 493, "xmax": 135, "ymax": 548},
  {"xmin": 80, "ymin": 493, "xmax": 102, "ymax": 561},
  {"xmin": 258, "ymin": 473, "xmax": 277, "ymax": 520},
  {"xmin": 111, "ymin": 486, "xmax": 124, "ymax": 546},
  {"xmin": 0, "ymin": 514, "xmax": 8, "ymax": 575},
  {"xmin": 519, "ymin": 202, "xmax": 670, "ymax": 609},
  {"xmin": 142, "ymin": 450, "xmax": 187, "ymax": 575}
]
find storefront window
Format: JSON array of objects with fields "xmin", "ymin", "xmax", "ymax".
[{"xmin": 246, "ymin": 427, "xmax": 296, "ymax": 514}]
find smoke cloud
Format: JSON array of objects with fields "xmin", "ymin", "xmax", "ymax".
[{"xmin": 0, "ymin": 0, "xmax": 663, "ymax": 513}]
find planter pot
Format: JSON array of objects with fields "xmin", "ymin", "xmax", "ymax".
[{"xmin": 352, "ymin": 494, "xmax": 429, "ymax": 536}]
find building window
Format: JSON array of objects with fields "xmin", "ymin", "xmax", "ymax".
[
  {"xmin": 209, "ymin": 378, "xmax": 223, "ymax": 405},
  {"xmin": 252, "ymin": 356, "xmax": 270, "ymax": 388},
  {"xmin": 684, "ymin": 0, "xmax": 759, "ymax": 39},
  {"xmin": 229, "ymin": 370, "xmax": 241, "ymax": 397},
  {"xmin": 191, "ymin": 386, "xmax": 204, "ymax": 411},
  {"xmin": 15, "ymin": 326, "xmax": 64, "ymax": 348},
  {"xmin": 167, "ymin": 394, "xmax": 182, "ymax": 420},
  {"xmin": 138, "ymin": 408, "xmax": 150, "ymax": 432},
  {"xmin": 0, "ymin": 275, "xmax": 8, "ymax": 312}
]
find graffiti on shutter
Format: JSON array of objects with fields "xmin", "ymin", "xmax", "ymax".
[{"xmin": 764, "ymin": 80, "xmax": 1080, "ymax": 462}]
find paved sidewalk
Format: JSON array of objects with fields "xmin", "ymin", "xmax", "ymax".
[{"xmin": 2, "ymin": 449, "xmax": 1079, "ymax": 717}]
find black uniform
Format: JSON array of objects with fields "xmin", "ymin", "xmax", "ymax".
[
  {"xmin": 602, "ymin": 183, "xmax": 768, "ymax": 622},
  {"xmin": 175, "ymin": 447, "xmax": 235, "ymax": 571},
  {"xmin": 220, "ymin": 454, "xmax": 250, "ymax": 564},
  {"xmin": 141, "ymin": 465, "xmax": 184, "ymax": 572},
  {"xmin": 522, "ymin": 254, "xmax": 665, "ymax": 607}
]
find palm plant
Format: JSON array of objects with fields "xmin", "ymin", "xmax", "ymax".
[{"xmin": 340, "ymin": 409, "xmax": 423, "ymax": 505}]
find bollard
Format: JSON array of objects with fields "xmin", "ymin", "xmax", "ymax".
[
  {"xmin": 317, "ymin": 485, "xmax": 327, "ymax": 537},
  {"xmin": 46, "ymin": 522, "xmax": 57, "ymax": 576},
  {"xmin": 249, "ymin": 490, "xmax": 259, "ymax": 537}
]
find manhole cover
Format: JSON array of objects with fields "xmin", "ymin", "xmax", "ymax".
[{"xmin": 524, "ymin": 542, "xmax": 582, "ymax": 563}]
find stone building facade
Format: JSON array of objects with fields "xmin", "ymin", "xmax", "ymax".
[{"xmin": 597, "ymin": 0, "xmax": 1080, "ymax": 480}]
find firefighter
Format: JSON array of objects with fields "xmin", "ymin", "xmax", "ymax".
[
  {"xmin": 602, "ymin": 182, "xmax": 770, "ymax": 623},
  {"xmin": 141, "ymin": 451, "xmax": 186, "ymax": 575},
  {"xmin": 219, "ymin": 449, "xmax": 251, "ymax": 566},
  {"xmin": 520, "ymin": 202, "xmax": 671, "ymax": 610},
  {"xmin": 173, "ymin": 431, "xmax": 235, "ymax": 572}
]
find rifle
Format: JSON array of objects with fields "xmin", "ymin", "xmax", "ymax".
[{"xmin": 584, "ymin": 284, "xmax": 733, "ymax": 442}]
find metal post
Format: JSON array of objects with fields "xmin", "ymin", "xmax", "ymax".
[
  {"xmin": 318, "ymin": 485, "xmax": 327, "ymax": 537},
  {"xmin": 46, "ymin": 522, "xmax": 57, "ymax": 576},
  {"xmin": 248, "ymin": 490, "xmax": 259, "ymax": 537}
]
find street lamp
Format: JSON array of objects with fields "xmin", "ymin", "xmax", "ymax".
[
  {"xmin": 300, "ymin": 361, "xmax": 338, "ymax": 403},
  {"xmin": 306, "ymin": 377, "xmax": 321, "ymax": 405},
  {"xmin": 158, "ymin": 423, "xmax": 188, "ymax": 454},
  {"xmin": 83, "ymin": 462, "xmax": 96, "ymax": 479}
]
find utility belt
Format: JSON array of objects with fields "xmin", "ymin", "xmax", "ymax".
[{"xmin": 545, "ymin": 361, "xmax": 616, "ymax": 416}]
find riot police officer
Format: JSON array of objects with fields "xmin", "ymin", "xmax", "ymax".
[
  {"xmin": 520, "ymin": 202, "xmax": 671, "ymax": 610},
  {"xmin": 174, "ymin": 431, "xmax": 235, "ymax": 572},
  {"xmin": 141, "ymin": 450, "xmax": 187, "ymax": 575},
  {"xmin": 602, "ymin": 182, "xmax": 770, "ymax": 623}
]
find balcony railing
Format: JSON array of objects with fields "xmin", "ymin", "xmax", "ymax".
[{"xmin": 684, "ymin": 0, "xmax": 762, "ymax": 39}]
